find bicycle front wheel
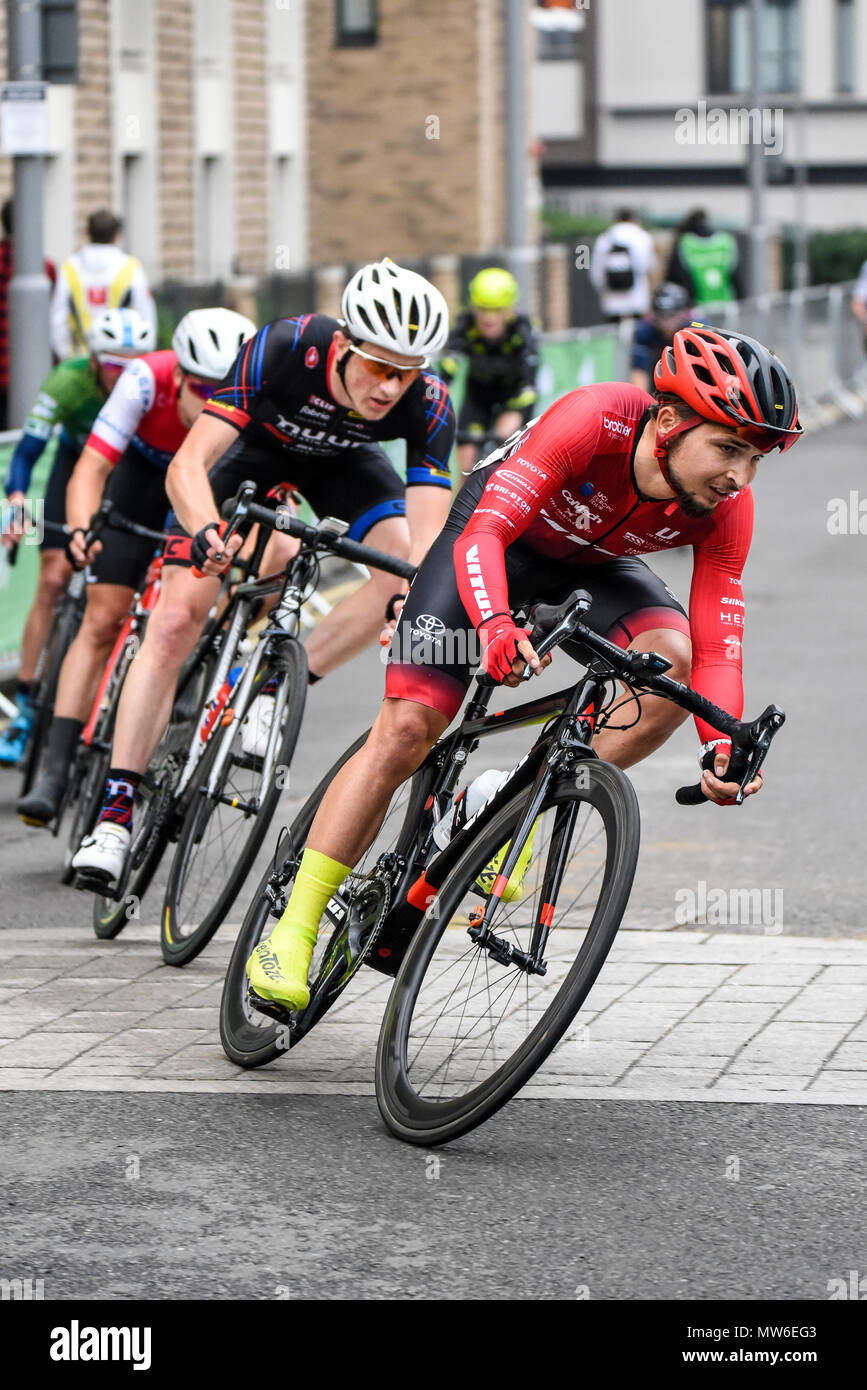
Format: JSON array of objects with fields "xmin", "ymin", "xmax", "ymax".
[
  {"xmin": 160, "ymin": 641, "xmax": 307, "ymax": 966},
  {"xmin": 375, "ymin": 760, "xmax": 640, "ymax": 1147}
]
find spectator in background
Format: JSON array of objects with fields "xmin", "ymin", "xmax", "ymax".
[
  {"xmin": 0, "ymin": 199, "xmax": 57, "ymax": 430},
  {"xmin": 50, "ymin": 209, "xmax": 156, "ymax": 360},
  {"xmin": 589, "ymin": 208, "xmax": 658, "ymax": 323},
  {"xmin": 666, "ymin": 208, "xmax": 743, "ymax": 307},
  {"xmin": 630, "ymin": 282, "xmax": 693, "ymax": 393},
  {"xmin": 439, "ymin": 266, "xmax": 540, "ymax": 476},
  {"xmin": 851, "ymin": 258, "xmax": 867, "ymax": 351}
]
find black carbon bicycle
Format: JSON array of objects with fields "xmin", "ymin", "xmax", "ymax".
[
  {"xmin": 219, "ymin": 589, "xmax": 785, "ymax": 1146},
  {"xmin": 80, "ymin": 481, "xmax": 414, "ymax": 956}
]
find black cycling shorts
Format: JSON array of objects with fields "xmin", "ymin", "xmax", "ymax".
[
  {"xmin": 88, "ymin": 447, "xmax": 169, "ymax": 589},
  {"xmin": 162, "ymin": 436, "xmax": 407, "ymax": 567},
  {"xmin": 40, "ymin": 435, "xmax": 78, "ymax": 552},
  {"xmin": 458, "ymin": 383, "xmax": 535, "ymax": 438},
  {"xmin": 386, "ymin": 463, "xmax": 689, "ymax": 722}
]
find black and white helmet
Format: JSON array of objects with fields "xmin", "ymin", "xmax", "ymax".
[
  {"xmin": 341, "ymin": 258, "xmax": 449, "ymax": 359},
  {"xmin": 87, "ymin": 308, "xmax": 156, "ymax": 357},
  {"xmin": 172, "ymin": 307, "xmax": 257, "ymax": 381}
]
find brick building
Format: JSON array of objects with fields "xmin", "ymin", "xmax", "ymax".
[{"xmin": 0, "ymin": 0, "xmax": 545, "ymax": 315}]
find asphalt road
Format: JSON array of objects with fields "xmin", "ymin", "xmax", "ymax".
[{"xmin": 2, "ymin": 1093, "xmax": 865, "ymax": 1300}]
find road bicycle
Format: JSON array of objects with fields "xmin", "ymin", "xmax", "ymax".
[
  {"xmin": 76, "ymin": 481, "xmax": 415, "ymax": 956},
  {"xmin": 219, "ymin": 589, "xmax": 785, "ymax": 1146},
  {"xmin": 59, "ymin": 504, "xmax": 172, "ymax": 892}
]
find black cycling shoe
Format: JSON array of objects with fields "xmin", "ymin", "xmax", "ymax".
[{"xmin": 17, "ymin": 772, "xmax": 67, "ymax": 828}]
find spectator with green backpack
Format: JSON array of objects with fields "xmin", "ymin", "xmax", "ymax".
[{"xmin": 666, "ymin": 209, "xmax": 744, "ymax": 306}]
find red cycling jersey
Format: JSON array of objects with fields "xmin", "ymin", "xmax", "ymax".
[
  {"xmin": 453, "ymin": 382, "xmax": 754, "ymax": 747},
  {"xmin": 86, "ymin": 350, "xmax": 189, "ymax": 469}
]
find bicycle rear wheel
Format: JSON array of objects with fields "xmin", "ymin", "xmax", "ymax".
[
  {"xmin": 160, "ymin": 641, "xmax": 307, "ymax": 966},
  {"xmin": 219, "ymin": 729, "xmax": 424, "ymax": 1069},
  {"xmin": 375, "ymin": 760, "xmax": 640, "ymax": 1147}
]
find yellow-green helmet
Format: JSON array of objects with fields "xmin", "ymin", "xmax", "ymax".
[{"xmin": 468, "ymin": 267, "xmax": 519, "ymax": 310}]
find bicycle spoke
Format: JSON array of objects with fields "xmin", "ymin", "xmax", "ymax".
[{"xmin": 402, "ymin": 792, "xmax": 612, "ymax": 1100}]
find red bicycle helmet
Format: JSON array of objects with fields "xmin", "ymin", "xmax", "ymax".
[{"xmin": 653, "ymin": 324, "xmax": 802, "ymax": 466}]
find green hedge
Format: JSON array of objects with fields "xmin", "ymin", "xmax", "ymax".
[{"xmin": 780, "ymin": 227, "xmax": 867, "ymax": 288}]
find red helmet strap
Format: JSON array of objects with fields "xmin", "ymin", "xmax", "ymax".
[{"xmin": 652, "ymin": 413, "xmax": 703, "ymax": 488}]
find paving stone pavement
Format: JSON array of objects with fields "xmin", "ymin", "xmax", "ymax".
[{"xmin": 1, "ymin": 923, "xmax": 867, "ymax": 1102}]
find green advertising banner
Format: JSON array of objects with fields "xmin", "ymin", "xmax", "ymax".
[{"xmin": 0, "ymin": 441, "xmax": 55, "ymax": 676}]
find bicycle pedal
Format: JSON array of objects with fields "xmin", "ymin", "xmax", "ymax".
[
  {"xmin": 246, "ymin": 984, "xmax": 295, "ymax": 1027},
  {"xmin": 73, "ymin": 869, "xmax": 119, "ymax": 899}
]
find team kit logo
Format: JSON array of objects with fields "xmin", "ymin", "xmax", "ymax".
[{"xmin": 411, "ymin": 613, "xmax": 446, "ymax": 641}]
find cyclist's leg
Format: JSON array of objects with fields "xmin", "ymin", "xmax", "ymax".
[
  {"xmin": 247, "ymin": 475, "xmax": 494, "ymax": 1007},
  {"xmin": 553, "ymin": 556, "xmax": 692, "ymax": 768},
  {"xmin": 18, "ymin": 458, "xmax": 164, "ymax": 822},
  {"xmin": 108, "ymin": 555, "xmax": 220, "ymax": 774},
  {"xmin": 491, "ymin": 408, "xmax": 523, "ymax": 441},
  {"xmin": 456, "ymin": 391, "xmax": 493, "ymax": 474}
]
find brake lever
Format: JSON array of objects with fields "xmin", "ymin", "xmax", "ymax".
[
  {"xmin": 519, "ymin": 606, "xmax": 589, "ymax": 680},
  {"xmin": 735, "ymin": 705, "xmax": 785, "ymax": 804}
]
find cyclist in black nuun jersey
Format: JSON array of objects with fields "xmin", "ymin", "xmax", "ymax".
[
  {"xmin": 70, "ymin": 258, "xmax": 456, "ymax": 888},
  {"xmin": 439, "ymin": 266, "xmax": 540, "ymax": 475}
]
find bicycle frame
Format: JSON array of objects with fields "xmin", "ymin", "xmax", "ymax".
[
  {"xmin": 172, "ymin": 533, "xmax": 320, "ymax": 811},
  {"xmin": 81, "ymin": 557, "xmax": 165, "ymax": 749}
]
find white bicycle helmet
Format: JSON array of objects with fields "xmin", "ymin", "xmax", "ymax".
[
  {"xmin": 88, "ymin": 308, "xmax": 156, "ymax": 357},
  {"xmin": 172, "ymin": 307, "xmax": 258, "ymax": 381},
  {"xmin": 340, "ymin": 258, "xmax": 449, "ymax": 359}
]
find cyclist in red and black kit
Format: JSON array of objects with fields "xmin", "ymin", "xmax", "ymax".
[
  {"xmin": 17, "ymin": 307, "xmax": 257, "ymax": 828},
  {"xmin": 68, "ymin": 259, "xmax": 455, "ymax": 889},
  {"xmin": 246, "ymin": 323, "xmax": 802, "ymax": 1012}
]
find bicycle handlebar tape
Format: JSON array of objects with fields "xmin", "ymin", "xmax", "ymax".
[{"xmin": 675, "ymin": 741, "xmax": 751, "ymax": 808}]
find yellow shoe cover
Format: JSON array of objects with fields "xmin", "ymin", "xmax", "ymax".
[
  {"xmin": 246, "ymin": 931, "xmax": 316, "ymax": 1011},
  {"xmin": 475, "ymin": 818, "xmax": 539, "ymax": 903}
]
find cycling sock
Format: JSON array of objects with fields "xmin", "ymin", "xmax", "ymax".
[
  {"xmin": 307, "ymin": 671, "xmax": 322, "ymax": 685},
  {"xmin": 270, "ymin": 848, "xmax": 352, "ymax": 951},
  {"xmin": 16, "ymin": 679, "xmax": 32, "ymax": 701},
  {"xmin": 97, "ymin": 767, "xmax": 142, "ymax": 829},
  {"xmin": 44, "ymin": 716, "xmax": 84, "ymax": 780}
]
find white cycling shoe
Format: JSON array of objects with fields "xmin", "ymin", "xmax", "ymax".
[
  {"xmin": 71, "ymin": 822, "xmax": 131, "ymax": 888},
  {"xmin": 241, "ymin": 694, "xmax": 275, "ymax": 759}
]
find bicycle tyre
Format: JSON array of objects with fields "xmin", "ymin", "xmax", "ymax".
[
  {"xmin": 160, "ymin": 641, "xmax": 308, "ymax": 966},
  {"xmin": 219, "ymin": 727, "xmax": 370, "ymax": 1068},
  {"xmin": 86, "ymin": 638, "xmax": 216, "ymax": 937},
  {"xmin": 375, "ymin": 760, "xmax": 640, "ymax": 1147}
]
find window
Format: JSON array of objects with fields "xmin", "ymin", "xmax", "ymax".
[
  {"xmin": 533, "ymin": 2, "xmax": 583, "ymax": 62},
  {"xmin": 336, "ymin": 0, "xmax": 378, "ymax": 48},
  {"xmin": 706, "ymin": 0, "xmax": 799, "ymax": 95},
  {"xmin": 837, "ymin": 0, "xmax": 855, "ymax": 93}
]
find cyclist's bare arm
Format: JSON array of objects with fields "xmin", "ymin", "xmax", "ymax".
[
  {"xmin": 65, "ymin": 446, "xmax": 114, "ymax": 563},
  {"xmin": 165, "ymin": 413, "xmax": 243, "ymax": 540},
  {"xmin": 405, "ymin": 484, "xmax": 451, "ymax": 568}
]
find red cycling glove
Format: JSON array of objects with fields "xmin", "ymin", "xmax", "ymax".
[{"xmin": 477, "ymin": 612, "xmax": 531, "ymax": 682}]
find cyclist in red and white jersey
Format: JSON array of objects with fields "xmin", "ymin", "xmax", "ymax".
[
  {"xmin": 244, "ymin": 323, "xmax": 802, "ymax": 1012},
  {"xmin": 18, "ymin": 307, "xmax": 256, "ymax": 827}
]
